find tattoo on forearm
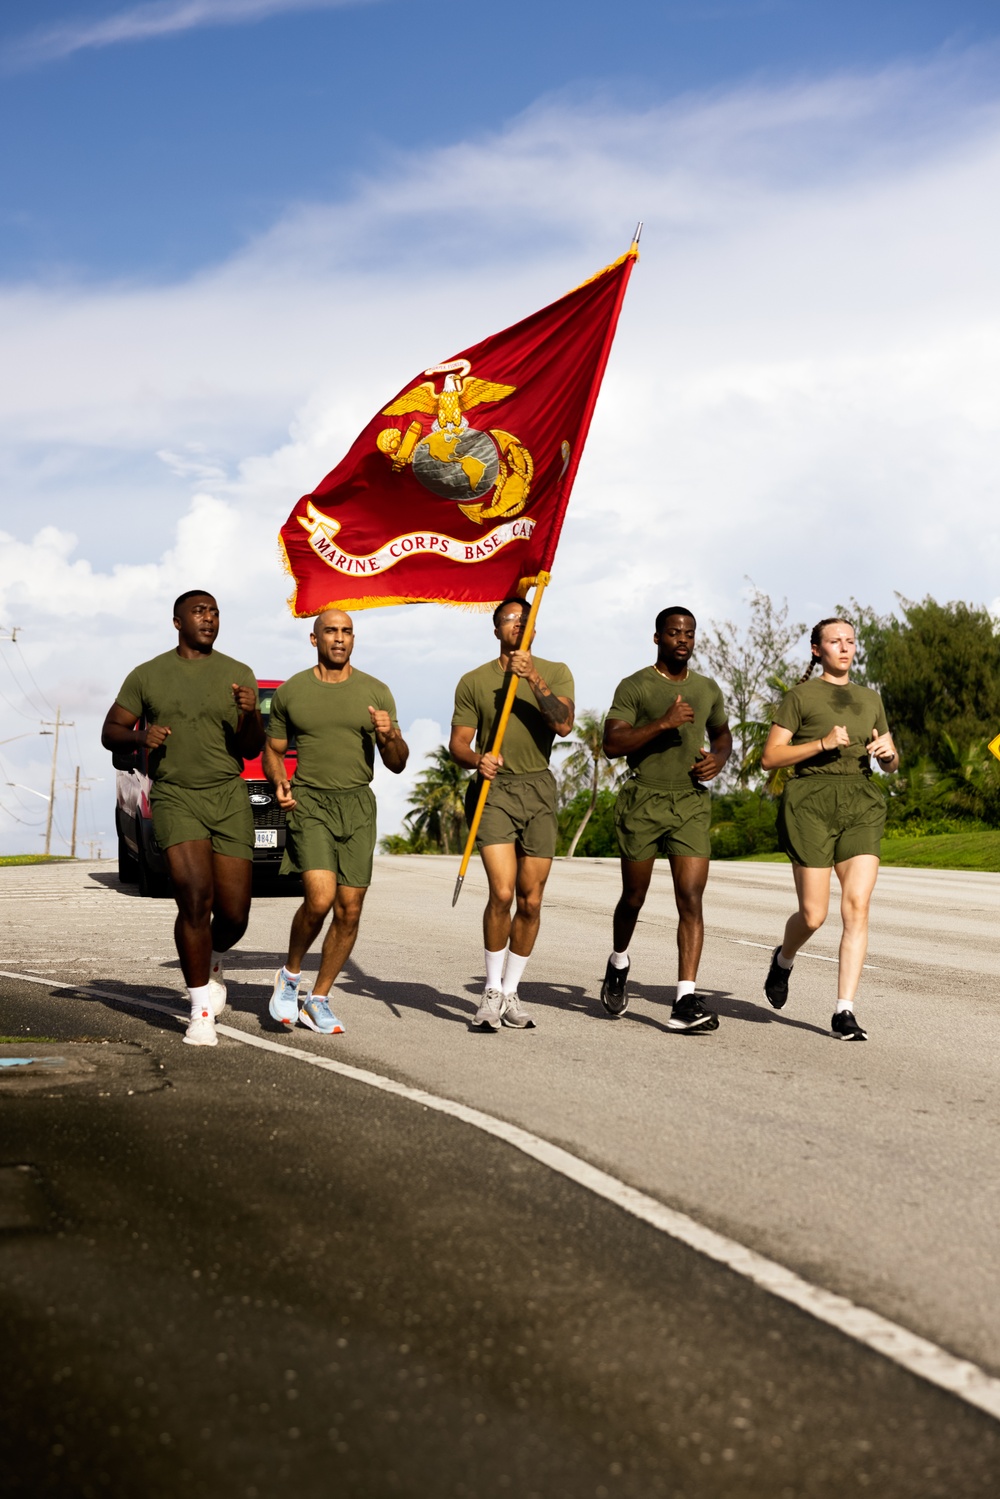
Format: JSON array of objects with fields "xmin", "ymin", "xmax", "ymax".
[{"xmin": 533, "ymin": 681, "xmax": 571, "ymax": 728}]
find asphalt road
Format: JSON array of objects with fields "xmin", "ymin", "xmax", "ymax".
[{"xmin": 2, "ymin": 856, "xmax": 1000, "ymax": 1496}]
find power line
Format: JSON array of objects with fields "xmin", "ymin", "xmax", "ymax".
[
  {"xmin": 0, "ymin": 801, "xmax": 45, "ymax": 828},
  {"xmin": 0, "ymin": 672, "xmax": 42, "ymax": 722},
  {"xmin": 1, "ymin": 628, "xmax": 58, "ymax": 721},
  {"xmin": 0, "ymin": 749, "xmax": 43, "ymax": 812},
  {"xmin": 12, "ymin": 639, "xmax": 57, "ymax": 717}
]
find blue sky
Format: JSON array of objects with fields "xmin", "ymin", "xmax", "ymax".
[
  {"xmin": 3, "ymin": 1, "xmax": 997, "ymax": 281},
  {"xmin": 2, "ymin": 0, "xmax": 1000, "ymax": 852}
]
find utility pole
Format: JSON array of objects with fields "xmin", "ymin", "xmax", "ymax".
[
  {"xmin": 70, "ymin": 766, "xmax": 80, "ymax": 859},
  {"xmin": 65, "ymin": 769, "xmax": 100, "ymax": 859},
  {"xmin": 41, "ymin": 708, "xmax": 74, "ymax": 858}
]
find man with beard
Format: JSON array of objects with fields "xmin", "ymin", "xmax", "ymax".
[
  {"xmin": 264, "ymin": 609, "xmax": 408, "ymax": 1034},
  {"xmin": 102, "ymin": 591, "xmax": 264, "ymax": 1046},
  {"xmin": 450, "ymin": 597, "xmax": 575, "ymax": 1032},
  {"xmin": 600, "ymin": 607, "xmax": 732, "ymax": 1031}
]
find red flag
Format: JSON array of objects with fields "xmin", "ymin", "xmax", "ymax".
[{"xmin": 279, "ymin": 244, "xmax": 638, "ymax": 616}]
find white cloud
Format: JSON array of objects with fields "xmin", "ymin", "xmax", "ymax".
[
  {"xmin": 2, "ymin": 54, "xmax": 1000, "ymax": 852},
  {"xmin": 4, "ymin": 0, "xmax": 378, "ymax": 70},
  {"xmin": 156, "ymin": 447, "xmax": 228, "ymax": 483}
]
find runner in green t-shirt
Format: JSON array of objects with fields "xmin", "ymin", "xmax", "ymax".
[
  {"xmin": 449, "ymin": 597, "xmax": 575, "ymax": 1032},
  {"xmin": 101, "ymin": 590, "xmax": 265, "ymax": 1048},
  {"xmin": 601, "ymin": 607, "xmax": 732, "ymax": 1031},
  {"xmin": 263, "ymin": 609, "xmax": 408, "ymax": 1036},
  {"xmin": 761, "ymin": 616, "xmax": 898, "ymax": 1041}
]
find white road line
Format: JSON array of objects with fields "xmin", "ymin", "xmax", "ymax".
[
  {"xmin": 3, "ymin": 966, "xmax": 997, "ymax": 1423},
  {"xmin": 729, "ymin": 938, "xmax": 875, "ymax": 970}
]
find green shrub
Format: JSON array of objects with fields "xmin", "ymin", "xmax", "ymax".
[
  {"xmin": 709, "ymin": 790, "xmax": 780, "ymax": 859},
  {"xmin": 556, "ymin": 789, "xmax": 619, "ymax": 857}
]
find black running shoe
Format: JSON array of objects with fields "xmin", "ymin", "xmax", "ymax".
[
  {"xmin": 831, "ymin": 1009, "xmax": 868, "ymax": 1041},
  {"xmin": 666, "ymin": 994, "xmax": 719, "ymax": 1031},
  {"xmin": 763, "ymin": 946, "xmax": 791, "ymax": 1009},
  {"xmin": 600, "ymin": 957, "xmax": 630, "ymax": 1017}
]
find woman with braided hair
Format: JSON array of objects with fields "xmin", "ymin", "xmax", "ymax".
[{"xmin": 760, "ymin": 617, "xmax": 898, "ymax": 1040}]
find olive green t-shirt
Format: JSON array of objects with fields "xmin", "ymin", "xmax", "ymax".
[
  {"xmin": 115, "ymin": 649, "xmax": 257, "ymax": 789},
  {"xmin": 773, "ymin": 678, "xmax": 889, "ymax": 777},
  {"xmin": 268, "ymin": 667, "xmax": 399, "ymax": 791},
  {"xmin": 608, "ymin": 666, "xmax": 727, "ymax": 788},
  {"xmin": 451, "ymin": 657, "xmax": 575, "ymax": 777}
]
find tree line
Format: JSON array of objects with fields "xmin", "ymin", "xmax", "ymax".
[{"xmin": 381, "ymin": 589, "xmax": 1000, "ymax": 859}]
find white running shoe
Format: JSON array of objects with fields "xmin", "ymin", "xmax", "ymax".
[
  {"xmin": 183, "ymin": 1006, "xmax": 218, "ymax": 1047},
  {"xmin": 208, "ymin": 955, "xmax": 227, "ymax": 1015},
  {"xmin": 472, "ymin": 987, "xmax": 505, "ymax": 1031},
  {"xmin": 500, "ymin": 992, "xmax": 535, "ymax": 1029}
]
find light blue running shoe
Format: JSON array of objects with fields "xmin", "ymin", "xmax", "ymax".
[
  {"xmin": 269, "ymin": 968, "xmax": 301, "ymax": 1027},
  {"xmin": 298, "ymin": 996, "xmax": 344, "ymax": 1035}
]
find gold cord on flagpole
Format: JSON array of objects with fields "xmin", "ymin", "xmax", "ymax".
[{"xmin": 451, "ymin": 571, "xmax": 552, "ymax": 907}]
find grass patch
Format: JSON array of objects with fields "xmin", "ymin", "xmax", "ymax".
[
  {"xmin": 739, "ymin": 830, "xmax": 1000, "ymax": 871},
  {"xmin": 878, "ymin": 830, "xmax": 1000, "ymax": 871},
  {"xmin": 0, "ymin": 855, "xmax": 72, "ymax": 867}
]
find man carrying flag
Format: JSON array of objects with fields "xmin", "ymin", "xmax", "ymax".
[
  {"xmin": 449, "ymin": 598, "xmax": 574, "ymax": 1031},
  {"xmin": 279, "ymin": 233, "xmax": 639, "ymax": 925}
]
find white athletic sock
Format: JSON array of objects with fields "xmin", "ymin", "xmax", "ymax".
[
  {"xmin": 502, "ymin": 949, "xmax": 530, "ymax": 995},
  {"xmin": 282, "ymin": 965, "xmax": 301, "ymax": 983},
  {"xmin": 484, "ymin": 947, "xmax": 507, "ymax": 990},
  {"xmin": 776, "ymin": 950, "xmax": 794, "ymax": 970},
  {"xmin": 676, "ymin": 980, "xmax": 696, "ymax": 1000},
  {"xmin": 187, "ymin": 983, "xmax": 214, "ymax": 1015},
  {"xmin": 835, "ymin": 998, "xmax": 854, "ymax": 1013},
  {"xmin": 210, "ymin": 950, "xmax": 225, "ymax": 977},
  {"xmin": 609, "ymin": 949, "xmax": 629, "ymax": 969}
]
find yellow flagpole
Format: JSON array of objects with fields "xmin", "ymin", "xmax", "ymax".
[{"xmin": 451, "ymin": 571, "xmax": 552, "ymax": 907}]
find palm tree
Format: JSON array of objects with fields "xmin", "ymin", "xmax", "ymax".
[
  {"xmin": 555, "ymin": 709, "xmax": 618, "ymax": 858},
  {"xmin": 734, "ymin": 669, "xmax": 797, "ymax": 796},
  {"xmin": 403, "ymin": 746, "xmax": 470, "ymax": 855}
]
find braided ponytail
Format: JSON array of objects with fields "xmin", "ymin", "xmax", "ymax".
[{"xmin": 798, "ymin": 617, "xmax": 852, "ymax": 684}]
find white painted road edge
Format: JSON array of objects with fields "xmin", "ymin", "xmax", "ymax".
[
  {"xmin": 731, "ymin": 939, "xmax": 875, "ymax": 969},
  {"xmin": 5, "ymin": 967, "xmax": 999, "ymax": 1424}
]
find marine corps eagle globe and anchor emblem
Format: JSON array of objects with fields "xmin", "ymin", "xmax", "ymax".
[{"xmin": 375, "ymin": 360, "xmax": 534, "ymax": 524}]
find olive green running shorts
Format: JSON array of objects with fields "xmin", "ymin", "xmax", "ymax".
[
  {"xmin": 777, "ymin": 775, "xmax": 886, "ymax": 868},
  {"xmin": 614, "ymin": 780, "xmax": 712, "ymax": 861},
  {"xmin": 466, "ymin": 769, "xmax": 558, "ymax": 859},
  {"xmin": 150, "ymin": 779, "xmax": 254, "ymax": 860},
  {"xmin": 281, "ymin": 783, "xmax": 377, "ymax": 887}
]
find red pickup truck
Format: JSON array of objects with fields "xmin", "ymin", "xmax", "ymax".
[{"xmin": 113, "ymin": 678, "xmax": 295, "ymax": 896}]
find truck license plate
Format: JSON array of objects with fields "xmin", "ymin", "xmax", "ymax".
[{"xmin": 255, "ymin": 829, "xmax": 278, "ymax": 849}]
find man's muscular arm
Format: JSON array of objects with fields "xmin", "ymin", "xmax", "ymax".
[
  {"xmin": 101, "ymin": 703, "xmax": 171, "ymax": 752},
  {"xmin": 603, "ymin": 695, "xmax": 695, "ymax": 758},
  {"xmin": 507, "ymin": 650, "xmax": 574, "ymax": 736},
  {"xmin": 450, "ymin": 724, "xmax": 503, "ymax": 780},
  {"xmin": 691, "ymin": 721, "xmax": 734, "ymax": 783},
  {"xmin": 232, "ymin": 683, "xmax": 265, "ymax": 757},
  {"xmin": 369, "ymin": 706, "xmax": 409, "ymax": 774},
  {"xmin": 263, "ymin": 736, "xmax": 296, "ymax": 810}
]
